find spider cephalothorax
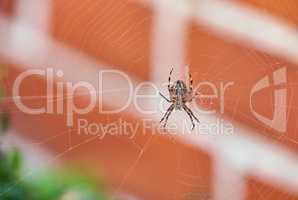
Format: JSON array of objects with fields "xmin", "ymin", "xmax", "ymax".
[{"xmin": 159, "ymin": 68, "xmax": 200, "ymax": 130}]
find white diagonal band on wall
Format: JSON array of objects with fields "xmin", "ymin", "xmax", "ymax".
[
  {"xmin": 14, "ymin": 0, "xmax": 51, "ymax": 33},
  {"xmin": 143, "ymin": 0, "xmax": 298, "ymax": 65},
  {"xmin": 151, "ymin": 0, "xmax": 188, "ymax": 84},
  {"xmin": 213, "ymin": 157, "xmax": 246, "ymax": 200}
]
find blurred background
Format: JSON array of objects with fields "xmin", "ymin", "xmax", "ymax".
[{"xmin": 1, "ymin": 0, "xmax": 298, "ymax": 199}]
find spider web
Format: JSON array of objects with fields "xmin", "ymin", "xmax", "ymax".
[{"xmin": 1, "ymin": 0, "xmax": 298, "ymax": 200}]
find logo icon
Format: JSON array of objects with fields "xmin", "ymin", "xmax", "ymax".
[{"xmin": 250, "ymin": 67, "xmax": 287, "ymax": 133}]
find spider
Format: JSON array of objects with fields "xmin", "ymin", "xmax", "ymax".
[{"xmin": 159, "ymin": 68, "xmax": 200, "ymax": 130}]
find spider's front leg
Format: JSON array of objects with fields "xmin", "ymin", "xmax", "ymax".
[
  {"xmin": 188, "ymin": 91, "xmax": 201, "ymax": 102},
  {"xmin": 159, "ymin": 92, "xmax": 171, "ymax": 102},
  {"xmin": 168, "ymin": 68, "xmax": 174, "ymax": 91},
  {"xmin": 188, "ymin": 71, "xmax": 193, "ymax": 93}
]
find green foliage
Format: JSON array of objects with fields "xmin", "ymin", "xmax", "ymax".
[
  {"xmin": 0, "ymin": 65, "xmax": 9, "ymax": 134},
  {"xmin": 0, "ymin": 150, "xmax": 28, "ymax": 200},
  {"xmin": 27, "ymin": 170, "xmax": 108, "ymax": 200},
  {"xmin": 0, "ymin": 149, "xmax": 108, "ymax": 200},
  {"xmin": 0, "ymin": 112, "xmax": 10, "ymax": 133}
]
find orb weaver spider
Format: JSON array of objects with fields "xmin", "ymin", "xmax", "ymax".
[{"xmin": 159, "ymin": 68, "xmax": 200, "ymax": 130}]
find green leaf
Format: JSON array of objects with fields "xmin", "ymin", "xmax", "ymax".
[
  {"xmin": 0, "ymin": 182, "xmax": 28, "ymax": 200},
  {"xmin": 0, "ymin": 148, "xmax": 109, "ymax": 200},
  {"xmin": 7, "ymin": 150, "xmax": 22, "ymax": 174},
  {"xmin": 0, "ymin": 112, "xmax": 10, "ymax": 134},
  {"xmin": 27, "ymin": 170, "xmax": 108, "ymax": 200}
]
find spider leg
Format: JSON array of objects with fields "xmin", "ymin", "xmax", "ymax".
[
  {"xmin": 188, "ymin": 72, "xmax": 201, "ymax": 103},
  {"xmin": 160, "ymin": 110, "xmax": 169, "ymax": 123},
  {"xmin": 188, "ymin": 71, "xmax": 193, "ymax": 93},
  {"xmin": 160, "ymin": 104, "xmax": 174, "ymax": 128},
  {"xmin": 163, "ymin": 105, "xmax": 175, "ymax": 128},
  {"xmin": 160, "ymin": 104, "xmax": 173, "ymax": 123},
  {"xmin": 189, "ymin": 91, "xmax": 201, "ymax": 102},
  {"xmin": 159, "ymin": 92, "xmax": 171, "ymax": 102},
  {"xmin": 168, "ymin": 67, "xmax": 174, "ymax": 91},
  {"xmin": 183, "ymin": 105, "xmax": 195, "ymax": 130},
  {"xmin": 184, "ymin": 104, "xmax": 200, "ymax": 123}
]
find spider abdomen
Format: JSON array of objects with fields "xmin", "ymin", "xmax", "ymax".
[{"xmin": 169, "ymin": 80, "xmax": 189, "ymax": 110}]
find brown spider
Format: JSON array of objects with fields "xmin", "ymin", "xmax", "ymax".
[{"xmin": 159, "ymin": 68, "xmax": 200, "ymax": 130}]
